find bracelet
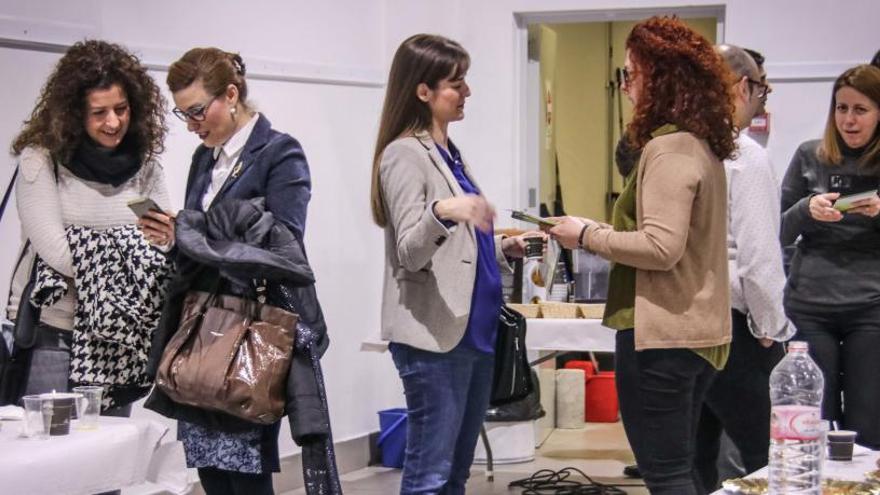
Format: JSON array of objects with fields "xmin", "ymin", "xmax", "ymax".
[{"xmin": 576, "ymin": 223, "xmax": 590, "ymax": 250}]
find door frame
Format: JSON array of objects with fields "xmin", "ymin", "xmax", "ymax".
[{"xmin": 510, "ymin": 5, "xmax": 727, "ymax": 214}]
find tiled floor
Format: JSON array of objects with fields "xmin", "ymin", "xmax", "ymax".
[{"xmin": 283, "ymin": 422, "xmax": 649, "ymax": 494}]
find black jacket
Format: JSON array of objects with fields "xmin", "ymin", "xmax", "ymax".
[
  {"xmin": 144, "ymin": 198, "xmax": 340, "ymax": 492},
  {"xmin": 144, "ymin": 115, "xmax": 340, "ymax": 492}
]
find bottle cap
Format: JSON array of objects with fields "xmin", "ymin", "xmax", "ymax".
[{"xmin": 788, "ymin": 341, "xmax": 809, "ymax": 352}]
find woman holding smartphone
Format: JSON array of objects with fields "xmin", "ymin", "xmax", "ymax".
[
  {"xmin": 371, "ymin": 34, "xmax": 535, "ymax": 494},
  {"xmin": 7, "ymin": 39, "xmax": 172, "ymax": 415},
  {"xmin": 142, "ymin": 47, "xmax": 320, "ymax": 495},
  {"xmin": 780, "ymin": 64, "xmax": 880, "ymax": 449}
]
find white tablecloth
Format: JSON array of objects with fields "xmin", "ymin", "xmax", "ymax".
[
  {"xmin": 0, "ymin": 416, "xmax": 169, "ymax": 495},
  {"xmin": 361, "ymin": 318, "xmax": 616, "ymax": 353},
  {"xmin": 525, "ymin": 318, "xmax": 616, "ymax": 353},
  {"xmin": 710, "ymin": 447, "xmax": 879, "ymax": 494}
]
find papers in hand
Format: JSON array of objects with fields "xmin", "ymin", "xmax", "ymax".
[{"xmin": 833, "ymin": 190, "xmax": 878, "ymax": 212}]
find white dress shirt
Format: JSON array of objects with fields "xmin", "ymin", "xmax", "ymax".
[
  {"xmin": 725, "ymin": 133, "xmax": 795, "ymax": 341},
  {"xmin": 201, "ymin": 112, "xmax": 260, "ymax": 210}
]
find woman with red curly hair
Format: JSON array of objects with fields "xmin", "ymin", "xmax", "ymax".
[{"xmin": 549, "ymin": 17, "xmax": 735, "ymax": 494}]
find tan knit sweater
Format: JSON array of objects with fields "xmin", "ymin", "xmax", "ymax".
[{"xmin": 585, "ymin": 132, "xmax": 731, "ymax": 351}]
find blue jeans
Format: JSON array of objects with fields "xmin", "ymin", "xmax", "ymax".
[{"xmin": 389, "ymin": 343, "xmax": 495, "ymax": 495}]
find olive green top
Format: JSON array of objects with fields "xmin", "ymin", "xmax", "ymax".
[{"xmin": 602, "ymin": 163, "xmax": 637, "ymax": 330}]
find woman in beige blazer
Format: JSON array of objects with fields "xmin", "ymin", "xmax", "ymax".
[
  {"xmin": 549, "ymin": 17, "xmax": 736, "ymax": 495},
  {"xmin": 370, "ymin": 34, "xmax": 533, "ymax": 495}
]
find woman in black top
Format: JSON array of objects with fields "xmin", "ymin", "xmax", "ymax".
[{"xmin": 780, "ymin": 64, "xmax": 880, "ymax": 449}]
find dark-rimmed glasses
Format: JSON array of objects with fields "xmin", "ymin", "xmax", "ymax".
[
  {"xmin": 746, "ymin": 78, "xmax": 769, "ymax": 99},
  {"xmin": 172, "ymin": 96, "xmax": 218, "ymax": 122},
  {"xmin": 622, "ymin": 67, "xmax": 637, "ymax": 86}
]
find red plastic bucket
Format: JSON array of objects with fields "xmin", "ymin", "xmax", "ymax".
[
  {"xmin": 563, "ymin": 360, "xmax": 596, "ymax": 379},
  {"xmin": 585, "ymin": 371, "xmax": 618, "ymax": 422}
]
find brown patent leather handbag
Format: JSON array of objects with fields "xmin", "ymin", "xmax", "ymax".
[{"xmin": 155, "ymin": 290, "xmax": 297, "ymax": 424}]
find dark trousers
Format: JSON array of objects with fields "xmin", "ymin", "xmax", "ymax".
[
  {"xmin": 389, "ymin": 342, "xmax": 495, "ymax": 495},
  {"xmin": 615, "ymin": 329, "xmax": 716, "ymax": 495},
  {"xmin": 788, "ymin": 303, "xmax": 880, "ymax": 449},
  {"xmin": 197, "ymin": 467, "xmax": 274, "ymax": 495},
  {"xmin": 695, "ymin": 310, "xmax": 785, "ymax": 492}
]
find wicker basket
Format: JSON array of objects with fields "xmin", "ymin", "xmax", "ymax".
[
  {"xmin": 538, "ymin": 302, "xmax": 580, "ymax": 319},
  {"xmin": 506, "ymin": 303, "xmax": 542, "ymax": 319},
  {"xmin": 577, "ymin": 303, "xmax": 606, "ymax": 319}
]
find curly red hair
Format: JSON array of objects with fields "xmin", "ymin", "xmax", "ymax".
[{"xmin": 625, "ymin": 17, "xmax": 736, "ymax": 160}]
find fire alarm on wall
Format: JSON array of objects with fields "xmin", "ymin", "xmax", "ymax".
[{"xmin": 749, "ymin": 112, "xmax": 770, "ymax": 134}]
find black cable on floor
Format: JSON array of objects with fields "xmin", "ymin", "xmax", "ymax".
[{"xmin": 508, "ymin": 467, "xmax": 645, "ymax": 494}]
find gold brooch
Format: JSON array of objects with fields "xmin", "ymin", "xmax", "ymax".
[{"xmin": 231, "ymin": 161, "xmax": 243, "ymax": 178}]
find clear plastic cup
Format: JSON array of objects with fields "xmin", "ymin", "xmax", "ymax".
[
  {"xmin": 21, "ymin": 395, "xmax": 50, "ymax": 439},
  {"xmin": 72, "ymin": 386, "xmax": 103, "ymax": 430}
]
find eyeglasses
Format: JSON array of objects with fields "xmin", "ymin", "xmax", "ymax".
[
  {"xmin": 746, "ymin": 78, "xmax": 769, "ymax": 99},
  {"xmin": 172, "ymin": 96, "xmax": 218, "ymax": 122},
  {"xmin": 622, "ymin": 67, "xmax": 637, "ymax": 86}
]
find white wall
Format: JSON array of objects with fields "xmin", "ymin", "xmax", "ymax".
[
  {"xmin": 1, "ymin": 0, "xmax": 878, "ymax": 456},
  {"xmin": 386, "ymin": 0, "xmax": 879, "ymax": 196}
]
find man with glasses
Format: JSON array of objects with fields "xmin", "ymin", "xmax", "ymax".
[
  {"xmin": 694, "ymin": 45, "xmax": 794, "ymax": 493},
  {"xmin": 743, "ymin": 48, "xmax": 772, "ymax": 116}
]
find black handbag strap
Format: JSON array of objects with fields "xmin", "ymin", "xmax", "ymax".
[{"xmin": 0, "ymin": 167, "xmax": 17, "ymax": 223}]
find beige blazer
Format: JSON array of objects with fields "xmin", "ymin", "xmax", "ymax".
[
  {"xmin": 379, "ymin": 132, "xmax": 511, "ymax": 352},
  {"xmin": 585, "ymin": 132, "xmax": 731, "ymax": 351}
]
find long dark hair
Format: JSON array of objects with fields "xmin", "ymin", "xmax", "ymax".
[
  {"xmin": 818, "ymin": 64, "xmax": 880, "ymax": 167},
  {"xmin": 370, "ymin": 34, "xmax": 469, "ymax": 227},
  {"xmin": 11, "ymin": 39, "xmax": 166, "ymax": 164},
  {"xmin": 625, "ymin": 17, "xmax": 736, "ymax": 161}
]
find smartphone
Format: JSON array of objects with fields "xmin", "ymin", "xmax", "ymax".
[
  {"xmin": 510, "ymin": 209, "xmax": 559, "ymax": 227},
  {"xmin": 127, "ymin": 197, "xmax": 162, "ymax": 218},
  {"xmin": 833, "ymin": 190, "xmax": 877, "ymax": 212}
]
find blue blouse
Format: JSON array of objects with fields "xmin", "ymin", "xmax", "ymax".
[{"xmin": 435, "ymin": 140, "xmax": 502, "ymax": 354}]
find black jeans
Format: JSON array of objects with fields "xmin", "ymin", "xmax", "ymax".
[
  {"xmin": 695, "ymin": 310, "xmax": 785, "ymax": 492},
  {"xmin": 788, "ymin": 303, "xmax": 880, "ymax": 449},
  {"xmin": 615, "ymin": 329, "xmax": 716, "ymax": 495},
  {"xmin": 197, "ymin": 467, "xmax": 274, "ymax": 495}
]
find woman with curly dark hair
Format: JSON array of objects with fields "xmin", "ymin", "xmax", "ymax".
[
  {"xmin": 548, "ymin": 16, "xmax": 735, "ymax": 494},
  {"xmin": 5, "ymin": 40, "xmax": 174, "ymax": 418}
]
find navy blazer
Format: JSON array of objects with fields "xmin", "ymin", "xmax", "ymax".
[
  {"xmin": 145, "ymin": 114, "xmax": 319, "ymax": 432},
  {"xmin": 184, "ymin": 113, "xmax": 311, "ymax": 241}
]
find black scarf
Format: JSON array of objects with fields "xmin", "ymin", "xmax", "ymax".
[
  {"xmin": 615, "ymin": 137, "xmax": 643, "ymax": 178},
  {"xmin": 66, "ymin": 136, "xmax": 142, "ymax": 186}
]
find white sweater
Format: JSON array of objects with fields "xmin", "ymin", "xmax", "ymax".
[{"xmin": 7, "ymin": 146, "xmax": 171, "ymax": 330}]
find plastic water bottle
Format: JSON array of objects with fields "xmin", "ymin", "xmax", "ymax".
[{"xmin": 768, "ymin": 341, "xmax": 825, "ymax": 495}]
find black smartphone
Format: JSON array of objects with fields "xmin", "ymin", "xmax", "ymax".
[{"xmin": 127, "ymin": 197, "xmax": 162, "ymax": 218}]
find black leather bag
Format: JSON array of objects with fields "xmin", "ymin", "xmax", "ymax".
[
  {"xmin": 0, "ymin": 258, "xmax": 42, "ymax": 405},
  {"xmin": 489, "ymin": 305, "xmax": 534, "ymax": 406},
  {"xmin": 0, "ymin": 168, "xmax": 43, "ymax": 405}
]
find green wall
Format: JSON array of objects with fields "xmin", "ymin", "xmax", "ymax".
[{"xmin": 538, "ymin": 18, "xmax": 717, "ymax": 221}]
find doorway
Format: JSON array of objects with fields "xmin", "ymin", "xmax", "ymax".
[{"xmin": 513, "ymin": 6, "xmax": 726, "ymax": 221}]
